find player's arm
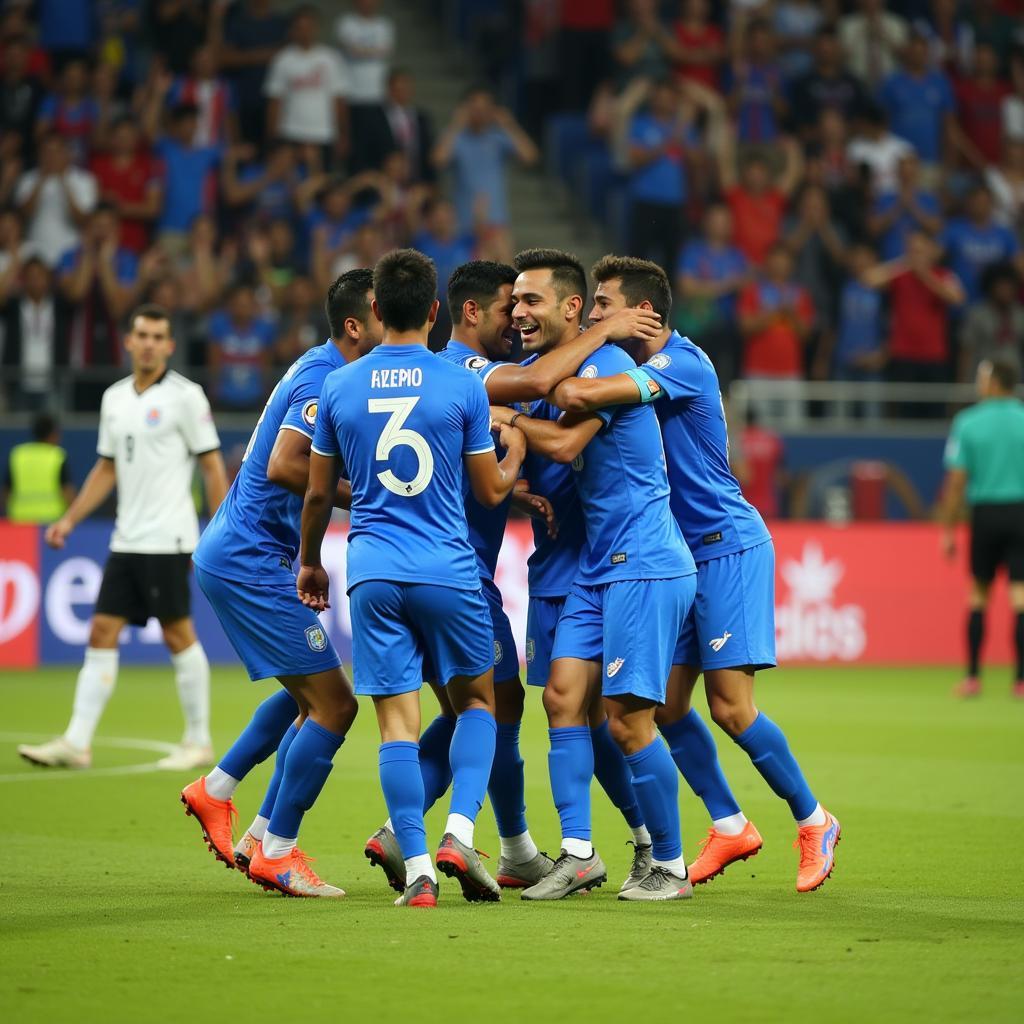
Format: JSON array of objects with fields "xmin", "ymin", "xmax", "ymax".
[
  {"xmin": 552, "ymin": 371, "xmax": 663, "ymax": 414},
  {"xmin": 491, "ymin": 406, "xmax": 604, "ymax": 465},
  {"xmin": 267, "ymin": 427, "xmax": 353, "ymax": 508},
  {"xmin": 44, "ymin": 457, "xmax": 117, "ymax": 549},
  {"xmin": 464, "ymin": 423, "xmax": 527, "ymax": 508},
  {"xmin": 483, "ymin": 307, "xmax": 662, "ymax": 405},
  {"xmin": 296, "ymin": 450, "xmax": 341, "ymax": 611},
  {"xmin": 196, "ymin": 449, "xmax": 228, "ymax": 515},
  {"xmin": 939, "ymin": 467, "xmax": 967, "ymax": 560}
]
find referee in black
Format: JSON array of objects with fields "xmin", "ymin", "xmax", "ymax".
[{"xmin": 941, "ymin": 356, "xmax": 1024, "ymax": 698}]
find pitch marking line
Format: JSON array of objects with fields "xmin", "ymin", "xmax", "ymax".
[{"xmin": 0, "ymin": 732, "xmax": 177, "ymax": 783}]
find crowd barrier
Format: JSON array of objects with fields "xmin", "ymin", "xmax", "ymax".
[{"xmin": 0, "ymin": 520, "xmax": 1012, "ymax": 669}]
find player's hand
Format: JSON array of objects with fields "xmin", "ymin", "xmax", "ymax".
[
  {"xmin": 598, "ymin": 307, "xmax": 662, "ymax": 343},
  {"xmin": 498, "ymin": 422, "xmax": 526, "ymax": 460},
  {"xmin": 44, "ymin": 518, "xmax": 73, "ymax": 549},
  {"xmin": 512, "ymin": 480, "xmax": 557, "ymax": 538},
  {"xmin": 941, "ymin": 530, "xmax": 956, "ymax": 561},
  {"xmin": 489, "ymin": 405, "xmax": 515, "ymax": 428},
  {"xmin": 296, "ymin": 565, "xmax": 331, "ymax": 611}
]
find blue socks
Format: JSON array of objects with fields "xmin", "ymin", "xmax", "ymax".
[
  {"xmin": 591, "ymin": 720, "xmax": 644, "ymax": 829},
  {"xmin": 625, "ymin": 739, "xmax": 682, "ymax": 861},
  {"xmin": 548, "ymin": 726, "xmax": 593, "ymax": 841},
  {"xmin": 266, "ymin": 719, "xmax": 344, "ymax": 842},
  {"xmin": 448, "ymin": 708, "xmax": 497, "ymax": 822},
  {"xmin": 418, "ymin": 714, "xmax": 456, "ymax": 813},
  {"xmin": 660, "ymin": 709, "xmax": 741, "ymax": 821},
  {"xmin": 734, "ymin": 713, "xmax": 817, "ymax": 821},
  {"xmin": 258, "ymin": 721, "xmax": 299, "ymax": 820},
  {"xmin": 488, "ymin": 722, "xmax": 528, "ymax": 838},
  {"xmin": 218, "ymin": 688, "xmax": 298, "ymax": 781},
  {"xmin": 380, "ymin": 741, "xmax": 427, "ymax": 858}
]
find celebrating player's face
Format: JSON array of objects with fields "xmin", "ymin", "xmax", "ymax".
[
  {"xmin": 478, "ymin": 283, "xmax": 516, "ymax": 361},
  {"xmin": 512, "ymin": 269, "xmax": 572, "ymax": 354},
  {"xmin": 125, "ymin": 315, "xmax": 174, "ymax": 374},
  {"xmin": 588, "ymin": 279, "xmax": 629, "ymax": 324}
]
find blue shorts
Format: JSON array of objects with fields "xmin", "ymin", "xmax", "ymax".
[
  {"xmin": 673, "ymin": 541, "xmax": 777, "ymax": 671},
  {"xmin": 350, "ymin": 580, "xmax": 493, "ymax": 696},
  {"xmin": 526, "ymin": 594, "xmax": 566, "ymax": 688},
  {"xmin": 551, "ymin": 576, "xmax": 696, "ymax": 702},
  {"xmin": 195, "ymin": 566, "xmax": 342, "ymax": 682}
]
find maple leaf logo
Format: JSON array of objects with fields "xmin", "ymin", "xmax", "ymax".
[{"xmin": 780, "ymin": 543, "xmax": 844, "ymax": 605}]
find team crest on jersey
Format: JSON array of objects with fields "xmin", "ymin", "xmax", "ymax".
[
  {"xmin": 580, "ymin": 364, "xmax": 598, "ymax": 379},
  {"xmin": 525, "ymin": 638, "xmax": 535, "ymax": 664},
  {"xmin": 494, "ymin": 640, "xmax": 503, "ymax": 664},
  {"xmin": 145, "ymin": 408, "xmax": 161, "ymax": 426},
  {"xmin": 465, "ymin": 356, "xmax": 489, "ymax": 371},
  {"xmin": 304, "ymin": 625, "xmax": 328, "ymax": 653},
  {"xmin": 302, "ymin": 400, "xmax": 318, "ymax": 428},
  {"xmin": 571, "ymin": 453, "xmax": 584, "ymax": 472},
  {"xmin": 646, "ymin": 353, "xmax": 672, "ymax": 370}
]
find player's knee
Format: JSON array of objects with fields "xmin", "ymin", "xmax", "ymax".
[
  {"xmin": 89, "ymin": 616, "xmax": 121, "ymax": 648},
  {"xmin": 542, "ymin": 683, "xmax": 580, "ymax": 725},
  {"xmin": 708, "ymin": 695, "xmax": 755, "ymax": 737},
  {"xmin": 161, "ymin": 618, "xmax": 195, "ymax": 653}
]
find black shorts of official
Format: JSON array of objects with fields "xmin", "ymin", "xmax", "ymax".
[
  {"xmin": 95, "ymin": 552, "xmax": 193, "ymax": 626},
  {"xmin": 970, "ymin": 502, "xmax": 1024, "ymax": 584}
]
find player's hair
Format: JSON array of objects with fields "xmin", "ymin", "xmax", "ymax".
[
  {"xmin": 129, "ymin": 303, "xmax": 171, "ymax": 329},
  {"xmin": 446, "ymin": 260, "xmax": 517, "ymax": 324},
  {"xmin": 988, "ymin": 356, "xmax": 1020, "ymax": 393},
  {"xmin": 326, "ymin": 268, "xmax": 374, "ymax": 337},
  {"xmin": 372, "ymin": 248, "xmax": 437, "ymax": 331},
  {"xmin": 512, "ymin": 248, "xmax": 587, "ymax": 306},
  {"xmin": 591, "ymin": 254, "xmax": 672, "ymax": 324},
  {"xmin": 32, "ymin": 413, "xmax": 58, "ymax": 442}
]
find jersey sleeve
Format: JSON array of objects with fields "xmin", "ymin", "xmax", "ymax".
[
  {"xmin": 578, "ymin": 345, "xmax": 636, "ymax": 427},
  {"xmin": 637, "ymin": 344, "xmax": 703, "ymax": 402},
  {"xmin": 310, "ymin": 381, "xmax": 341, "ymax": 457},
  {"xmin": 280, "ymin": 364, "xmax": 327, "ymax": 439},
  {"xmin": 943, "ymin": 414, "xmax": 968, "ymax": 471},
  {"xmin": 96, "ymin": 391, "xmax": 115, "ymax": 458},
  {"xmin": 459, "ymin": 352, "xmax": 504, "ymax": 386},
  {"xmin": 463, "ymin": 374, "xmax": 496, "ymax": 456},
  {"xmin": 181, "ymin": 384, "xmax": 221, "ymax": 455}
]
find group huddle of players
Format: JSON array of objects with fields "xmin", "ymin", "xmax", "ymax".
[{"xmin": 180, "ymin": 246, "xmax": 841, "ymax": 907}]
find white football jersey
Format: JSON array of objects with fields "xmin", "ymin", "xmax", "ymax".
[{"xmin": 96, "ymin": 371, "xmax": 221, "ymax": 554}]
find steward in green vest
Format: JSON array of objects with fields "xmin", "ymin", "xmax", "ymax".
[{"xmin": 5, "ymin": 414, "xmax": 74, "ymax": 524}]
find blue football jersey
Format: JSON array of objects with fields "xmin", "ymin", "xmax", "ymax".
[
  {"xmin": 312, "ymin": 344, "xmax": 494, "ymax": 592},
  {"xmin": 194, "ymin": 341, "xmax": 347, "ymax": 584},
  {"xmin": 572, "ymin": 344, "xmax": 695, "ymax": 584},
  {"xmin": 436, "ymin": 339, "xmax": 511, "ymax": 580},
  {"xmin": 636, "ymin": 332, "xmax": 770, "ymax": 559}
]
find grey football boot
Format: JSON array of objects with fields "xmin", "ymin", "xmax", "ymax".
[
  {"xmin": 395, "ymin": 875, "xmax": 438, "ymax": 908},
  {"xmin": 436, "ymin": 833, "xmax": 501, "ymax": 902},
  {"xmin": 520, "ymin": 848, "xmax": 607, "ymax": 901},
  {"xmin": 617, "ymin": 865, "xmax": 693, "ymax": 902},
  {"xmin": 364, "ymin": 825, "xmax": 405, "ymax": 893},
  {"xmin": 620, "ymin": 841, "xmax": 653, "ymax": 893},
  {"xmin": 496, "ymin": 850, "xmax": 556, "ymax": 889}
]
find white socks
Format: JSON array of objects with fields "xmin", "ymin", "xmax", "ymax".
[
  {"xmin": 262, "ymin": 831, "xmax": 295, "ymax": 859},
  {"xmin": 405, "ymin": 854, "xmax": 436, "ymax": 885},
  {"xmin": 631, "ymin": 825, "xmax": 652, "ymax": 847},
  {"xmin": 499, "ymin": 830, "xmax": 539, "ymax": 863},
  {"xmin": 248, "ymin": 815, "xmax": 270, "ymax": 841},
  {"xmin": 64, "ymin": 647, "xmax": 119, "ymax": 750},
  {"xmin": 797, "ymin": 803, "xmax": 827, "ymax": 828},
  {"xmin": 713, "ymin": 811, "xmax": 748, "ymax": 836},
  {"xmin": 204, "ymin": 766, "xmax": 239, "ymax": 801},
  {"xmin": 444, "ymin": 813, "xmax": 475, "ymax": 847},
  {"xmin": 562, "ymin": 837, "xmax": 593, "ymax": 858},
  {"xmin": 653, "ymin": 855, "xmax": 688, "ymax": 879},
  {"xmin": 172, "ymin": 642, "xmax": 211, "ymax": 747}
]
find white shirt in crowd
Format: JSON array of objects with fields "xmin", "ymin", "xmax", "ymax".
[
  {"xmin": 20, "ymin": 296, "xmax": 55, "ymax": 394},
  {"xmin": 335, "ymin": 12, "xmax": 395, "ymax": 104},
  {"xmin": 97, "ymin": 371, "xmax": 221, "ymax": 554},
  {"xmin": 264, "ymin": 44, "xmax": 349, "ymax": 143},
  {"xmin": 14, "ymin": 169, "xmax": 98, "ymax": 267},
  {"xmin": 846, "ymin": 132, "xmax": 913, "ymax": 194}
]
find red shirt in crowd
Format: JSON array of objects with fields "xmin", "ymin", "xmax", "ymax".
[
  {"xmin": 741, "ymin": 424, "xmax": 784, "ymax": 520},
  {"xmin": 90, "ymin": 151, "xmax": 160, "ymax": 253},
  {"xmin": 673, "ymin": 21, "xmax": 725, "ymax": 90},
  {"xmin": 725, "ymin": 185, "xmax": 786, "ymax": 265},
  {"xmin": 738, "ymin": 280, "xmax": 813, "ymax": 378},
  {"xmin": 559, "ymin": 0, "xmax": 614, "ymax": 29},
  {"xmin": 888, "ymin": 268, "xmax": 958, "ymax": 363},
  {"xmin": 955, "ymin": 77, "xmax": 1010, "ymax": 164}
]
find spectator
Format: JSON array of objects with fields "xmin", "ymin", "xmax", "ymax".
[
  {"xmin": 264, "ymin": 5, "xmax": 349, "ymax": 168},
  {"xmin": 739, "ymin": 409, "xmax": 786, "ymax": 519},
  {"xmin": 3, "ymin": 413, "xmax": 75, "ymax": 523},
  {"xmin": 37, "ymin": 0, "xmax": 96, "ymax": 67},
  {"xmin": 807, "ymin": 108, "xmax": 871, "ymax": 242},
  {"xmin": 772, "ymin": 0, "xmax": 824, "ymax": 83},
  {"xmin": 846, "ymin": 102, "xmax": 914, "ymax": 194},
  {"xmin": 308, "ymin": 174, "xmax": 375, "ymax": 286},
  {"xmin": 717, "ymin": 131, "xmax": 803, "ymax": 265},
  {"xmin": 152, "ymin": 104, "xmax": 224, "ymax": 253},
  {"xmin": 727, "ymin": 18, "xmax": 786, "ymax": 145},
  {"xmin": 336, "ymin": 0, "xmax": 395, "ymax": 157},
  {"xmin": 15, "ymin": 133, "xmax": 97, "ymax": 267},
  {"xmin": 918, "ymin": 0, "xmax": 973, "ymax": 77},
  {"xmin": 610, "ymin": 0, "xmax": 675, "ymax": 90},
  {"xmin": 216, "ymin": 0, "xmax": 289, "ymax": 151},
  {"xmin": 36, "ymin": 58, "xmax": 98, "ymax": 166},
  {"xmin": 864, "ymin": 230, "xmax": 965, "ymax": 411},
  {"xmin": 878, "ymin": 31, "xmax": 955, "ymax": 183},
  {"xmin": 412, "ymin": 198, "xmax": 476, "ymax": 307},
  {"xmin": 0, "ymin": 33, "xmax": 44, "ymax": 162},
  {"xmin": 675, "ymin": 203, "xmax": 748, "ymax": 388},
  {"xmin": 1003, "ymin": 47, "xmax": 1024, "ymax": 144},
  {"xmin": 432, "ymin": 87, "xmax": 538, "ymax": 258},
  {"xmin": 0, "ymin": 257, "xmax": 69, "ymax": 411},
  {"xmin": 953, "ymin": 42, "xmax": 1009, "ymax": 172},
  {"xmin": 173, "ymin": 213, "xmax": 237, "ymax": 316},
  {"xmin": 274, "ymin": 275, "xmax": 331, "ymax": 366},
  {"xmin": 791, "ymin": 28, "xmax": 868, "ymax": 140},
  {"xmin": 967, "ymin": 0, "xmax": 1018, "ymax": 71},
  {"xmin": 207, "ymin": 282, "xmax": 275, "ymax": 411},
  {"xmin": 0, "ymin": 7, "xmax": 51, "ymax": 82},
  {"xmin": 738, "ymin": 243, "xmax": 814, "ymax": 426},
  {"xmin": 671, "ymin": 0, "xmax": 725, "ymax": 92},
  {"xmin": 90, "ymin": 116, "xmax": 162, "ymax": 254},
  {"xmin": 986, "ymin": 138, "xmax": 1024, "ymax": 229},
  {"xmin": 0, "ymin": 207, "xmax": 34, "ymax": 290},
  {"xmin": 942, "ymin": 184, "xmax": 1022, "ymax": 304},
  {"xmin": 355, "ymin": 69, "xmax": 435, "ymax": 181},
  {"xmin": 556, "ymin": 0, "xmax": 614, "ymax": 112},
  {"xmin": 167, "ymin": 46, "xmax": 237, "ymax": 148},
  {"xmin": 839, "ymin": 0, "xmax": 909, "ymax": 88},
  {"xmin": 868, "ymin": 152, "xmax": 942, "ymax": 261},
  {"xmin": 148, "ymin": 0, "xmax": 206, "ymax": 75},
  {"xmin": 223, "ymin": 141, "xmax": 321, "ymax": 228},
  {"xmin": 959, "ymin": 262, "xmax": 1024, "ymax": 381}
]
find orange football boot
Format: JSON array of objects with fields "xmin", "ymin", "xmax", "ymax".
[
  {"xmin": 248, "ymin": 843, "xmax": 346, "ymax": 898},
  {"xmin": 795, "ymin": 809, "xmax": 841, "ymax": 893},
  {"xmin": 688, "ymin": 820, "xmax": 763, "ymax": 885},
  {"xmin": 180, "ymin": 776, "xmax": 237, "ymax": 867}
]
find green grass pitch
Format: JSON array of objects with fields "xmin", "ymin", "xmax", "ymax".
[{"xmin": 2, "ymin": 665, "xmax": 1022, "ymax": 1023}]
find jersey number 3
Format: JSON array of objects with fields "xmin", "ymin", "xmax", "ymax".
[{"xmin": 368, "ymin": 397, "xmax": 434, "ymax": 497}]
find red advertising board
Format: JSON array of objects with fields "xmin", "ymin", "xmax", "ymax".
[{"xmin": 0, "ymin": 522, "xmax": 41, "ymax": 667}]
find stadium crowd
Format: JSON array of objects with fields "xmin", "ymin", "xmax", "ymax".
[{"xmin": 1, "ymin": 0, "xmax": 1024, "ymax": 413}]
